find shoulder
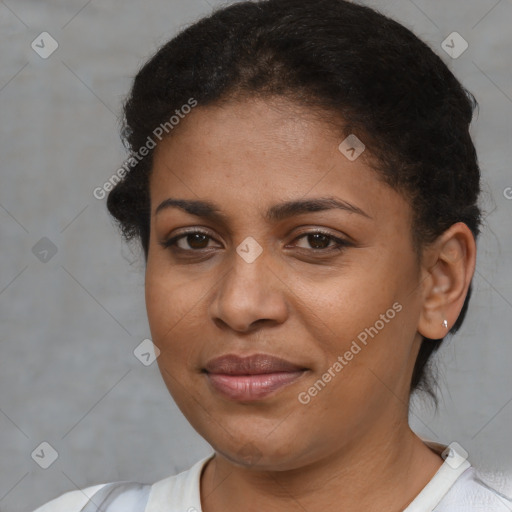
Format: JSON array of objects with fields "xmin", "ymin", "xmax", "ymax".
[
  {"xmin": 32, "ymin": 481, "xmax": 154, "ymax": 511},
  {"xmin": 435, "ymin": 467, "xmax": 512, "ymax": 512},
  {"xmin": 31, "ymin": 454, "xmax": 215, "ymax": 512},
  {"xmin": 146, "ymin": 454, "xmax": 215, "ymax": 509},
  {"xmin": 32, "ymin": 483, "xmax": 109, "ymax": 512}
]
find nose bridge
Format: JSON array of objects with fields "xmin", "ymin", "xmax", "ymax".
[{"xmin": 210, "ymin": 244, "xmax": 287, "ymax": 331}]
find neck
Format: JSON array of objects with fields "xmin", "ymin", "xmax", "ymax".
[{"xmin": 200, "ymin": 424, "xmax": 443, "ymax": 512}]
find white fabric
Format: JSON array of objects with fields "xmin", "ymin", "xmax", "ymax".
[
  {"xmin": 33, "ymin": 483, "xmax": 108, "ymax": 511},
  {"xmin": 80, "ymin": 482, "xmax": 152, "ymax": 511},
  {"xmin": 32, "ymin": 440, "xmax": 512, "ymax": 511}
]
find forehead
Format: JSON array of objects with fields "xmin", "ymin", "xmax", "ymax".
[{"xmin": 149, "ymin": 98, "xmax": 410, "ymax": 228}]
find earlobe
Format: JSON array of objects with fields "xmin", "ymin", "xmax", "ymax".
[{"xmin": 417, "ymin": 222, "xmax": 476, "ymax": 340}]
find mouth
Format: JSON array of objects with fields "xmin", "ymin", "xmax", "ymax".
[{"xmin": 203, "ymin": 353, "xmax": 309, "ymax": 401}]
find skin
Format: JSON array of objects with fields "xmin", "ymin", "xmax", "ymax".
[{"xmin": 145, "ymin": 97, "xmax": 476, "ymax": 512}]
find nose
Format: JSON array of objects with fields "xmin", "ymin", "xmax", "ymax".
[{"xmin": 209, "ymin": 250, "xmax": 289, "ymax": 333}]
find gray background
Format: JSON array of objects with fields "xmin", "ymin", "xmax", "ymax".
[{"xmin": 0, "ymin": 0, "xmax": 511, "ymax": 510}]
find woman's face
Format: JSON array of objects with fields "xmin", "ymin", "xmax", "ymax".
[{"xmin": 145, "ymin": 98, "xmax": 426, "ymax": 470}]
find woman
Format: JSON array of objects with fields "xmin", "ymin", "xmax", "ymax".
[{"xmin": 33, "ymin": 0, "xmax": 512, "ymax": 510}]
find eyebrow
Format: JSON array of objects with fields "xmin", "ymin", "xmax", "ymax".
[{"xmin": 154, "ymin": 196, "xmax": 372, "ymax": 223}]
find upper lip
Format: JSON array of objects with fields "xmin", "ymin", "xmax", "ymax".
[{"xmin": 204, "ymin": 354, "xmax": 307, "ymax": 375}]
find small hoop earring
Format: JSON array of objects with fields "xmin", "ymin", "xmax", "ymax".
[{"xmin": 442, "ymin": 319, "xmax": 448, "ymax": 329}]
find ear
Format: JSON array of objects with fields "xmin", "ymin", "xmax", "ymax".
[{"xmin": 417, "ymin": 222, "xmax": 477, "ymax": 340}]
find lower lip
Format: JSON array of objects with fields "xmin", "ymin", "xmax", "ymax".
[{"xmin": 206, "ymin": 371, "xmax": 306, "ymax": 401}]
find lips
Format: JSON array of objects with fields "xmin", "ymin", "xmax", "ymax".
[
  {"xmin": 204, "ymin": 353, "xmax": 306, "ymax": 375},
  {"xmin": 204, "ymin": 354, "xmax": 308, "ymax": 401}
]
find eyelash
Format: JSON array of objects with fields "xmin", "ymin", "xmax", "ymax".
[{"xmin": 159, "ymin": 229, "xmax": 351, "ymax": 255}]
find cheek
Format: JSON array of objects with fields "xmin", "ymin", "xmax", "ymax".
[
  {"xmin": 145, "ymin": 272, "xmax": 172, "ymax": 339},
  {"xmin": 295, "ymin": 258, "xmax": 415, "ymax": 386},
  {"xmin": 145, "ymin": 261, "xmax": 180, "ymax": 347},
  {"xmin": 145, "ymin": 262, "xmax": 210, "ymax": 363},
  {"xmin": 295, "ymin": 263, "xmax": 400, "ymax": 341}
]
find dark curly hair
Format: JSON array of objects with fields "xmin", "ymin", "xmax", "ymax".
[{"xmin": 107, "ymin": 0, "xmax": 482, "ymax": 404}]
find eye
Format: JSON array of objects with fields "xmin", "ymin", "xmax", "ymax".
[
  {"xmin": 160, "ymin": 229, "xmax": 218, "ymax": 251},
  {"xmin": 290, "ymin": 230, "xmax": 350, "ymax": 252},
  {"xmin": 160, "ymin": 229, "xmax": 350, "ymax": 254}
]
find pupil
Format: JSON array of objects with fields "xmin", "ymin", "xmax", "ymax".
[
  {"xmin": 189, "ymin": 234, "xmax": 208, "ymax": 249},
  {"xmin": 309, "ymin": 234, "xmax": 329, "ymax": 249}
]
